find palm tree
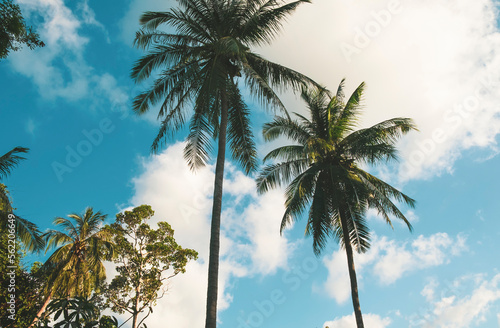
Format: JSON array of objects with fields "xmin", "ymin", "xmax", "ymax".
[
  {"xmin": 256, "ymin": 80, "xmax": 417, "ymax": 328},
  {"xmin": 0, "ymin": 147, "xmax": 44, "ymax": 252},
  {"xmin": 28, "ymin": 208, "xmax": 114, "ymax": 328},
  {"xmin": 131, "ymin": 0, "xmax": 316, "ymax": 326}
]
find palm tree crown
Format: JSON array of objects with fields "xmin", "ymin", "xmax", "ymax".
[
  {"xmin": 256, "ymin": 80, "xmax": 417, "ymax": 327},
  {"xmin": 131, "ymin": 0, "xmax": 315, "ymax": 168},
  {"xmin": 28, "ymin": 208, "xmax": 114, "ymax": 328},
  {"xmin": 43, "ymin": 207, "xmax": 114, "ymax": 298}
]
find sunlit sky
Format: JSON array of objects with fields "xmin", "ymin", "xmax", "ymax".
[{"xmin": 2, "ymin": 0, "xmax": 500, "ymax": 327}]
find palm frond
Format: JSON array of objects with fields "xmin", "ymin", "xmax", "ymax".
[
  {"xmin": 0, "ymin": 147, "xmax": 29, "ymax": 179},
  {"xmin": 227, "ymin": 83, "xmax": 258, "ymax": 173},
  {"xmin": 15, "ymin": 215, "xmax": 45, "ymax": 252},
  {"xmin": 239, "ymin": 0, "xmax": 311, "ymax": 46},
  {"xmin": 306, "ymin": 171, "xmax": 332, "ymax": 255},
  {"xmin": 280, "ymin": 165, "xmax": 320, "ymax": 233},
  {"xmin": 256, "ymin": 158, "xmax": 309, "ymax": 194},
  {"xmin": 341, "ymin": 117, "xmax": 417, "ymax": 164},
  {"xmin": 184, "ymin": 109, "xmax": 214, "ymax": 170},
  {"xmin": 262, "ymin": 116, "xmax": 310, "ymax": 144}
]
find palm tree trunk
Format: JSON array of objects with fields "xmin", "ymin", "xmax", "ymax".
[
  {"xmin": 339, "ymin": 213, "xmax": 364, "ymax": 328},
  {"xmin": 28, "ymin": 290, "xmax": 53, "ymax": 328},
  {"xmin": 205, "ymin": 88, "xmax": 229, "ymax": 328}
]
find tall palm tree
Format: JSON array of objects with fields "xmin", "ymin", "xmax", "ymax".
[
  {"xmin": 28, "ymin": 208, "xmax": 114, "ymax": 328},
  {"xmin": 256, "ymin": 80, "xmax": 417, "ymax": 328},
  {"xmin": 131, "ymin": 0, "xmax": 316, "ymax": 326},
  {"xmin": 0, "ymin": 147, "xmax": 44, "ymax": 252}
]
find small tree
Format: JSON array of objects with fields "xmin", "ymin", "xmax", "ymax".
[{"xmin": 104, "ymin": 205, "xmax": 198, "ymax": 328}]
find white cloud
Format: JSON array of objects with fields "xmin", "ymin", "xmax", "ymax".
[
  {"xmin": 421, "ymin": 278, "xmax": 439, "ymax": 303},
  {"xmin": 10, "ymin": 0, "xmax": 127, "ymax": 108},
  {"xmin": 411, "ymin": 274, "xmax": 500, "ymax": 328},
  {"xmin": 254, "ymin": 0, "xmax": 500, "ymax": 182},
  {"xmin": 321, "ymin": 233, "xmax": 467, "ymax": 303},
  {"xmin": 119, "ymin": 0, "xmax": 500, "ymax": 183},
  {"xmin": 128, "ymin": 142, "xmax": 293, "ymax": 326},
  {"xmin": 324, "ymin": 313, "xmax": 391, "ymax": 328}
]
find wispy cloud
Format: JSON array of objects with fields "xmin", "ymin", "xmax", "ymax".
[{"xmin": 411, "ymin": 274, "xmax": 500, "ymax": 327}]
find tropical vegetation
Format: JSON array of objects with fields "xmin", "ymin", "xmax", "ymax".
[
  {"xmin": 0, "ymin": 0, "xmax": 422, "ymax": 327},
  {"xmin": 256, "ymin": 81, "xmax": 417, "ymax": 327}
]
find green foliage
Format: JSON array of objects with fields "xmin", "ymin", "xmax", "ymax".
[
  {"xmin": 0, "ymin": 182, "xmax": 45, "ymax": 327},
  {"xmin": 257, "ymin": 81, "xmax": 417, "ymax": 254},
  {"xmin": 0, "ymin": 148, "xmax": 44, "ymax": 253},
  {"xmin": 30, "ymin": 296, "xmax": 118, "ymax": 328},
  {"xmin": 0, "ymin": 260, "xmax": 47, "ymax": 328},
  {"xmin": 0, "ymin": 147, "xmax": 29, "ymax": 180},
  {"xmin": 104, "ymin": 205, "xmax": 197, "ymax": 328},
  {"xmin": 43, "ymin": 297, "xmax": 118, "ymax": 328},
  {"xmin": 42, "ymin": 208, "xmax": 114, "ymax": 299},
  {"xmin": 0, "ymin": 0, "xmax": 44, "ymax": 59}
]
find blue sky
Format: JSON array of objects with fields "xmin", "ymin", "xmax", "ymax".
[{"xmin": 2, "ymin": 0, "xmax": 500, "ymax": 327}]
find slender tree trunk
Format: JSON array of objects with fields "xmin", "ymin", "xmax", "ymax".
[
  {"xmin": 28, "ymin": 290, "xmax": 53, "ymax": 328},
  {"xmin": 339, "ymin": 213, "xmax": 365, "ymax": 328},
  {"xmin": 205, "ymin": 88, "xmax": 229, "ymax": 328},
  {"xmin": 132, "ymin": 282, "xmax": 141, "ymax": 328}
]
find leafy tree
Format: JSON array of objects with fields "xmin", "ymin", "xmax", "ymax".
[
  {"xmin": 0, "ymin": 0, "xmax": 44, "ymax": 59},
  {"xmin": 131, "ymin": 0, "xmax": 316, "ymax": 326},
  {"xmin": 104, "ymin": 205, "xmax": 198, "ymax": 328},
  {"xmin": 29, "ymin": 208, "xmax": 114, "ymax": 328},
  {"xmin": 0, "ymin": 258, "xmax": 47, "ymax": 327},
  {"xmin": 256, "ymin": 81, "xmax": 417, "ymax": 328}
]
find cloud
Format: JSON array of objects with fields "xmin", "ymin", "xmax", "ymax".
[
  {"xmin": 321, "ymin": 233, "xmax": 467, "ymax": 304},
  {"xmin": 119, "ymin": 0, "xmax": 500, "ymax": 183},
  {"xmin": 128, "ymin": 142, "xmax": 293, "ymax": 326},
  {"xmin": 410, "ymin": 274, "xmax": 500, "ymax": 327},
  {"xmin": 10, "ymin": 0, "xmax": 127, "ymax": 107},
  {"xmin": 253, "ymin": 0, "xmax": 500, "ymax": 182},
  {"xmin": 25, "ymin": 118, "xmax": 37, "ymax": 136},
  {"xmin": 324, "ymin": 313, "xmax": 391, "ymax": 328}
]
